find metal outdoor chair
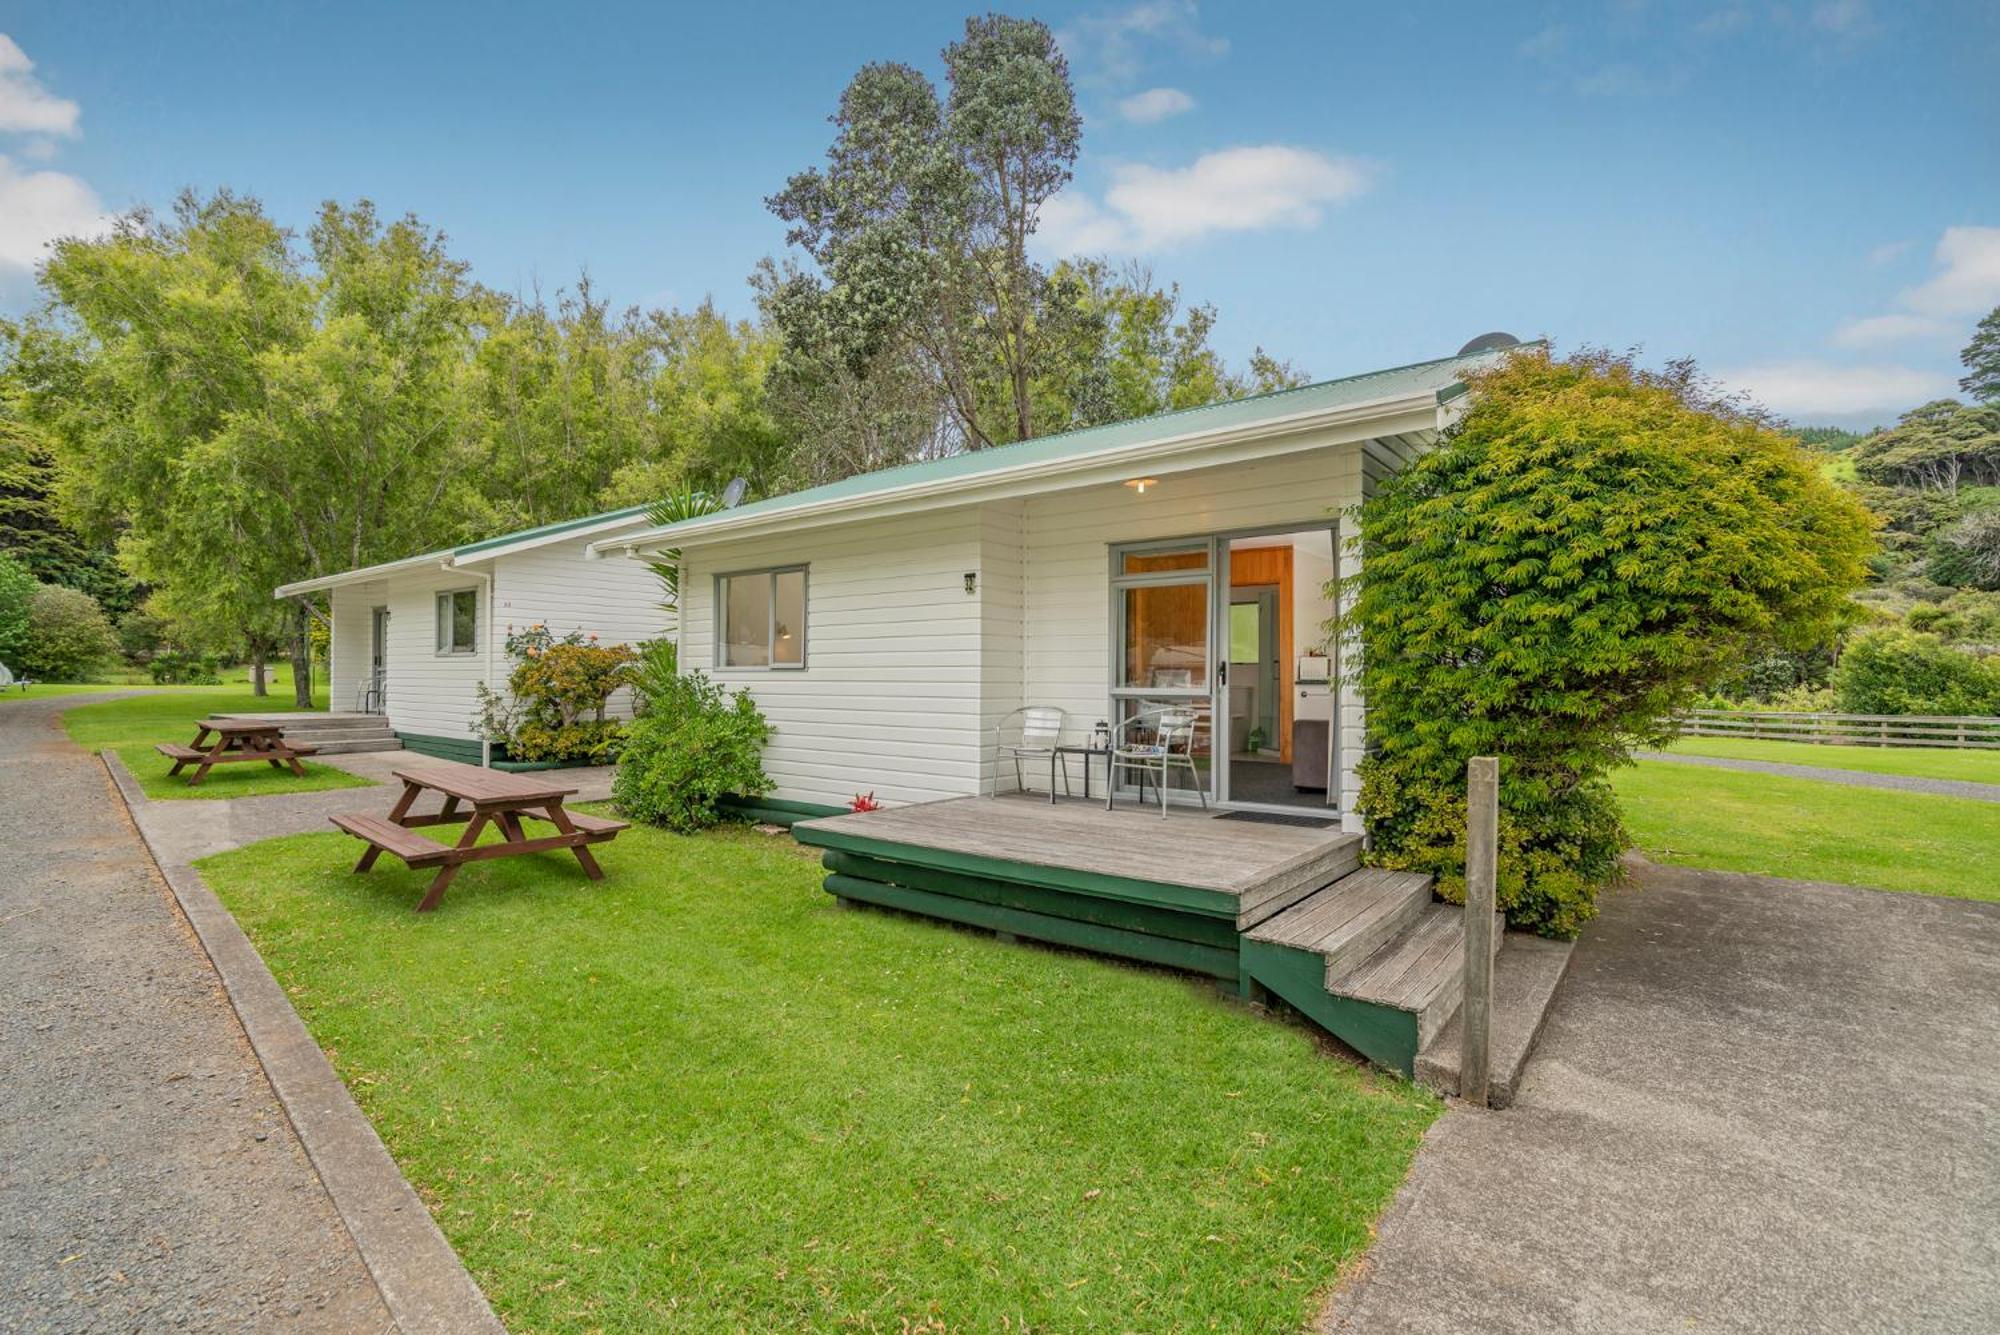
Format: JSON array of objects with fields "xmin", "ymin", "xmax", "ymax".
[
  {"xmin": 994, "ymin": 705, "xmax": 1069, "ymax": 798},
  {"xmin": 1108, "ymin": 705, "xmax": 1209, "ymax": 817}
]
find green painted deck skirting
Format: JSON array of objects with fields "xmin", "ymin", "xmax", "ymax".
[
  {"xmin": 792, "ymin": 826, "xmax": 1238, "ymax": 918},
  {"xmin": 820, "ymin": 850, "xmax": 1238, "ymax": 950},
  {"xmin": 1240, "ymin": 938, "xmax": 1418, "ymax": 1076},
  {"xmin": 719, "ymin": 795, "xmax": 847, "ymax": 828},
  {"xmin": 824, "ymin": 874, "xmax": 1239, "ymax": 978},
  {"xmin": 392, "ymin": 732, "xmax": 603, "ymax": 772},
  {"xmin": 394, "ymin": 732, "xmax": 483, "ymax": 764}
]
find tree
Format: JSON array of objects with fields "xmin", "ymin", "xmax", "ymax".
[
  {"xmin": 1962, "ymin": 305, "xmax": 2000, "ymax": 404},
  {"xmin": 1851, "ymin": 399, "xmax": 2000, "ymax": 493},
  {"xmin": 765, "ymin": 15, "xmax": 1081, "ymax": 452},
  {"xmin": 1349, "ymin": 349, "xmax": 1875, "ymax": 937},
  {"xmin": 1930, "ymin": 506, "xmax": 2000, "ymax": 591},
  {"xmin": 21, "ymin": 582, "xmax": 119, "ymax": 681},
  {"xmin": 0, "ymin": 551, "xmax": 33, "ymax": 670},
  {"xmin": 476, "ymin": 278, "xmax": 661, "ymax": 529},
  {"xmin": 0, "ymin": 343, "xmax": 137, "ymax": 614},
  {"xmin": 22, "ymin": 191, "xmax": 492, "ymax": 705},
  {"xmin": 597, "ymin": 301, "xmax": 786, "ymax": 505}
]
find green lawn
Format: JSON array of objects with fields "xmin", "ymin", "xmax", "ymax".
[
  {"xmin": 200, "ymin": 822, "xmax": 1438, "ymax": 1333},
  {"xmin": 60, "ymin": 686, "xmax": 373, "ymax": 801},
  {"xmin": 1663, "ymin": 735, "xmax": 2000, "ymax": 785},
  {"xmin": 1614, "ymin": 761, "xmax": 2000, "ymax": 900}
]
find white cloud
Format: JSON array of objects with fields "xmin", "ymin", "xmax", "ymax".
[
  {"xmin": 0, "ymin": 34, "xmax": 79, "ymax": 136},
  {"xmin": 1035, "ymin": 145, "xmax": 1369, "ymax": 254},
  {"xmin": 1901, "ymin": 225, "xmax": 2000, "ymax": 318},
  {"xmin": 1057, "ymin": 2, "xmax": 1227, "ymax": 86},
  {"xmin": 0, "ymin": 154, "xmax": 112, "ymax": 270},
  {"xmin": 1819, "ymin": 225, "xmax": 2000, "ymax": 351},
  {"xmin": 1866, "ymin": 239, "xmax": 1910, "ymax": 266},
  {"xmin": 1117, "ymin": 86, "xmax": 1194, "ymax": 124},
  {"xmin": 1720, "ymin": 360, "xmax": 1951, "ymax": 419},
  {"xmin": 1831, "ymin": 313, "xmax": 1950, "ymax": 347}
]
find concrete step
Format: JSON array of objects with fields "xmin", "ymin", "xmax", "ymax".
[
  {"xmin": 1414, "ymin": 932, "xmax": 1574, "ymax": 1108},
  {"xmin": 1329, "ymin": 904, "xmax": 1503, "ymax": 1051},
  {"xmin": 283, "ymin": 727, "xmax": 397, "ymax": 744},
  {"xmin": 1243, "ymin": 867, "xmax": 1432, "ymax": 979}
]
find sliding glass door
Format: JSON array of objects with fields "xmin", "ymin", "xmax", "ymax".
[{"xmin": 1110, "ymin": 542, "xmax": 1215, "ymax": 801}]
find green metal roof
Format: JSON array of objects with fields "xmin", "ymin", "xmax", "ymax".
[
  {"xmin": 450, "ymin": 501, "xmax": 653, "ymax": 557},
  {"xmin": 625, "ymin": 343, "xmax": 1524, "ymax": 541}
]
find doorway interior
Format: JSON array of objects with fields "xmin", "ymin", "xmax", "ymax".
[{"xmin": 1107, "ymin": 524, "xmax": 1338, "ymax": 813}]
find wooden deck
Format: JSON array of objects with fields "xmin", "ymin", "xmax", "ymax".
[
  {"xmin": 795, "ymin": 796, "xmax": 1361, "ymax": 930},
  {"xmin": 793, "ymin": 796, "xmax": 1522, "ymax": 1082}
]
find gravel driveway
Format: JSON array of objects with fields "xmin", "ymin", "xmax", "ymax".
[{"xmin": 0, "ymin": 697, "xmax": 390, "ymax": 1331}]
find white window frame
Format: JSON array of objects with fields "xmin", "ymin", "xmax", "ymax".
[
  {"xmin": 714, "ymin": 565, "xmax": 808, "ymax": 672},
  {"xmin": 434, "ymin": 587, "xmax": 479, "ymax": 657}
]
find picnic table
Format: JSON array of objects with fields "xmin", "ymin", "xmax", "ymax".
[
  {"xmin": 330, "ymin": 761, "xmax": 628, "ymax": 912},
  {"xmin": 157, "ymin": 718, "xmax": 317, "ymax": 786}
]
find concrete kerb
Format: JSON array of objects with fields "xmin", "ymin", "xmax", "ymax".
[{"xmin": 102, "ymin": 748, "xmax": 505, "ymax": 1335}]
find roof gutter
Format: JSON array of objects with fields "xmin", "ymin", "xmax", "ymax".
[{"xmin": 593, "ymin": 389, "xmax": 1447, "ymax": 557}]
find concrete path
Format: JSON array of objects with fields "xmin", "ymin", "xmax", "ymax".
[
  {"xmin": 0, "ymin": 697, "xmax": 392, "ymax": 1331},
  {"xmin": 1636, "ymin": 749, "xmax": 2000, "ymax": 802},
  {"xmin": 1324, "ymin": 860, "xmax": 2000, "ymax": 1334}
]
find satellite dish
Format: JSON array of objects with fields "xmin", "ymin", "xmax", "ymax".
[
  {"xmin": 1457, "ymin": 331, "xmax": 1521, "ymax": 356},
  {"xmin": 720, "ymin": 477, "xmax": 748, "ymax": 510}
]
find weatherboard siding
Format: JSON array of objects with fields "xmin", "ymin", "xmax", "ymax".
[
  {"xmin": 681, "ymin": 511, "xmax": 988, "ymax": 807},
  {"xmin": 340, "ymin": 532, "xmax": 668, "ymax": 743}
]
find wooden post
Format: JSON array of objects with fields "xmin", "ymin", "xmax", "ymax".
[{"xmin": 1461, "ymin": 755, "xmax": 1499, "ymax": 1107}]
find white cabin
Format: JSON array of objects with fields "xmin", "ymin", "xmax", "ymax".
[
  {"xmin": 590, "ymin": 347, "xmax": 1508, "ymax": 832},
  {"xmin": 275, "ymin": 508, "xmax": 666, "ymax": 763}
]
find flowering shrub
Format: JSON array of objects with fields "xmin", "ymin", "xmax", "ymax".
[
  {"xmin": 850, "ymin": 792, "xmax": 882, "ymax": 812},
  {"xmin": 474, "ymin": 623, "xmax": 640, "ymax": 763}
]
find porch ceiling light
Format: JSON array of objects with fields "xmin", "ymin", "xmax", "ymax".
[{"xmin": 1123, "ymin": 477, "xmax": 1159, "ymax": 494}]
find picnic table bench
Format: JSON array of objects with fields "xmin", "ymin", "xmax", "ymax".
[
  {"xmin": 157, "ymin": 717, "xmax": 317, "ymax": 786},
  {"xmin": 330, "ymin": 761, "xmax": 628, "ymax": 911}
]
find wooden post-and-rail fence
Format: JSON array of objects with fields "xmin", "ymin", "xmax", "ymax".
[{"xmin": 1679, "ymin": 709, "xmax": 2000, "ymax": 750}]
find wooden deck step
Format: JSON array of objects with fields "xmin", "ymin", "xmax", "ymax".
[
  {"xmin": 1243, "ymin": 868, "xmax": 1432, "ymax": 978},
  {"xmin": 1329, "ymin": 904, "xmax": 1503, "ymax": 1049},
  {"xmin": 329, "ymin": 813, "xmax": 454, "ymax": 866}
]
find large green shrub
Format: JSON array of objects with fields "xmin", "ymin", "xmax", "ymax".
[
  {"xmin": 1833, "ymin": 629, "xmax": 2000, "ymax": 716},
  {"xmin": 0, "ymin": 553, "xmax": 34, "ymax": 671},
  {"xmin": 20, "ymin": 582, "xmax": 120, "ymax": 681},
  {"xmin": 1350, "ymin": 349, "xmax": 1874, "ymax": 937},
  {"xmin": 613, "ymin": 667, "xmax": 772, "ymax": 833}
]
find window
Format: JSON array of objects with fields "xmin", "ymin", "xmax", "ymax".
[
  {"xmin": 717, "ymin": 567, "xmax": 806, "ymax": 669},
  {"xmin": 435, "ymin": 588, "xmax": 477, "ymax": 655}
]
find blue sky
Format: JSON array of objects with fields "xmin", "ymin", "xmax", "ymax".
[{"xmin": 2, "ymin": 0, "xmax": 1994, "ymax": 427}]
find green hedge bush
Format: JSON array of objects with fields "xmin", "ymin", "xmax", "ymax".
[
  {"xmin": 20, "ymin": 582, "xmax": 120, "ymax": 682},
  {"xmin": 1833, "ymin": 629, "xmax": 2000, "ymax": 716},
  {"xmin": 612, "ymin": 665, "xmax": 772, "ymax": 833},
  {"xmin": 1350, "ymin": 349, "xmax": 1874, "ymax": 937}
]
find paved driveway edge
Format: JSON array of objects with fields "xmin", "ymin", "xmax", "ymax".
[{"xmin": 103, "ymin": 749, "xmax": 506, "ymax": 1335}]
